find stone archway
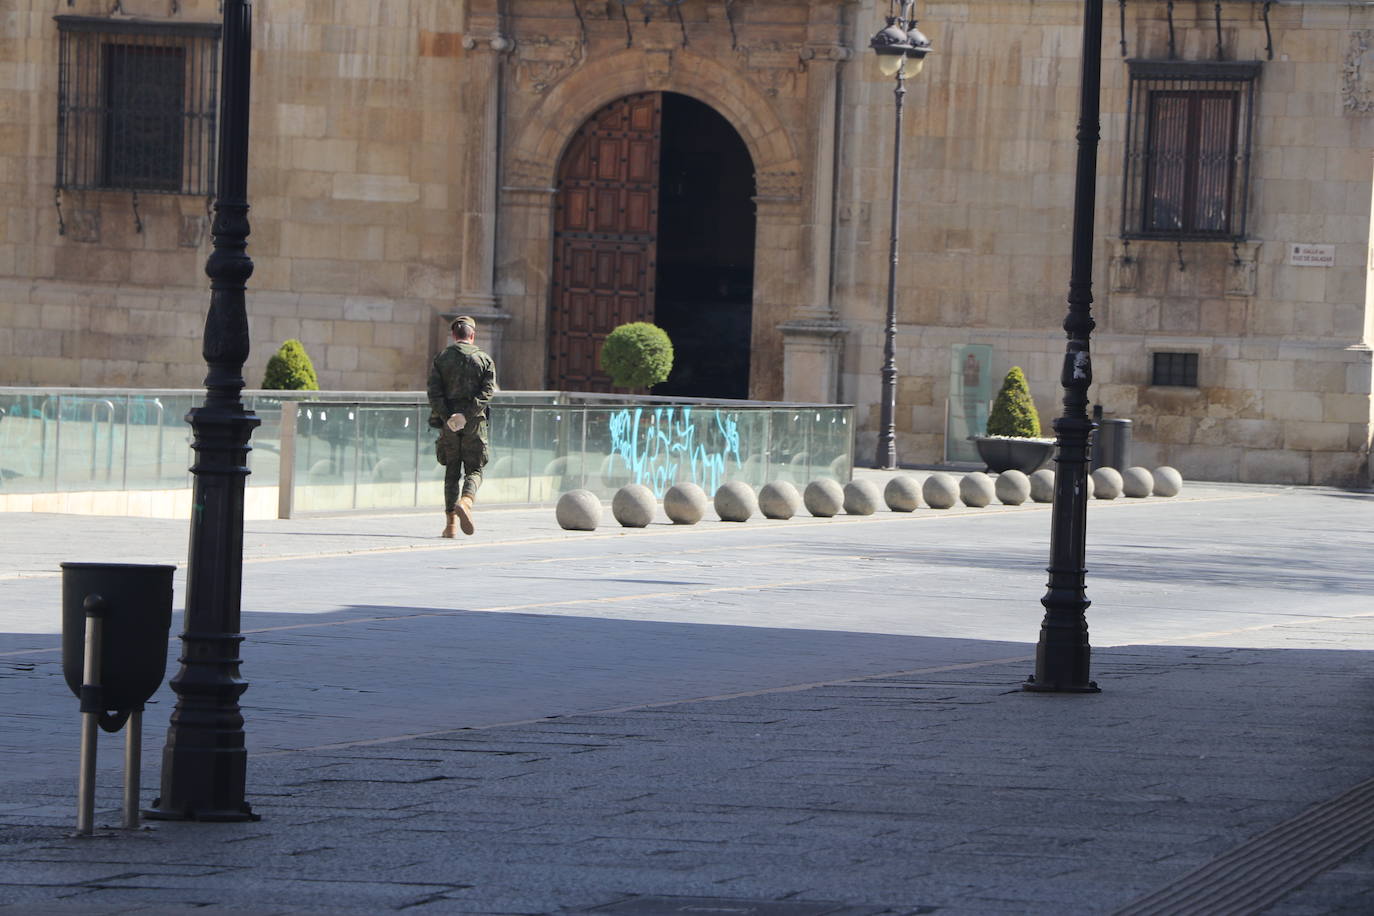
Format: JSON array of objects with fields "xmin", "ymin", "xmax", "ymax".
[
  {"xmin": 496, "ymin": 48, "xmax": 804, "ymax": 398},
  {"xmin": 545, "ymin": 90, "xmax": 759, "ymax": 396}
]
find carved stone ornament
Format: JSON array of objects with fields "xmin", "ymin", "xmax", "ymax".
[
  {"xmin": 179, "ymin": 214, "xmax": 206, "ymax": 248},
  {"xmin": 462, "ymin": 35, "xmax": 513, "ymax": 53},
  {"xmin": 1109, "ymin": 243, "xmax": 1138, "ymax": 293},
  {"xmin": 513, "ymin": 36, "xmax": 584, "ymax": 94},
  {"xmin": 755, "ymin": 169, "xmax": 803, "ymax": 200},
  {"xmin": 1225, "ymin": 242, "xmax": 1260, "ymax": 298},
  {"xmin": 736, "ymin": 40, "xmax": 803, "ymax": 97},
  {"xmin": 644, "ymin": 49, "xmax": 673, "ymax": 89},
  {"xmin": 68, "ymin": 208, "xmax": 100, "ymax": 243},
  {"xmin": 799, "ymin": 43, "xmax": 854, "ymax": 64},
  {"xmin": 1343, "ymin": 31, "xmax": 1374, "ymax": 114},
  {"xmin": 503, "ymin": 157, "xmax": 554, "ymax": 189}
]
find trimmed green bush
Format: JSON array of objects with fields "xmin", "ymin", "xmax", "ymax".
[
  {"xmin": 600, "ymin": 322, "xmax": 674, "ymax": 390},
  {"xmin": 986, "ymin": 366, "xmax": 1041, "ymax": 437},
  {"xmin": 262, "ymin": 339, "xmax": 320, "ymax": 390}
]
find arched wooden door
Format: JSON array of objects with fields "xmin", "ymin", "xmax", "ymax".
[{"xmin": 548, "ymin": 93, "xmax": 662, "ymax": 391}]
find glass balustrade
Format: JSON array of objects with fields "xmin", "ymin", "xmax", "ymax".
[{"xmin": 0, "ymin": 388, "xmax": 853, "ymax": 516}]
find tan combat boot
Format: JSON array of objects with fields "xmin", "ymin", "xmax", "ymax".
[
  {"xmin": 455, "ymin": 494, "xmax": 476, "ymax": 536},
  {"xmin": 441, "ymin": 511, "xmax": 458, "ymax": 538}
]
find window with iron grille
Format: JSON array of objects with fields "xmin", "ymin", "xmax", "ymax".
[
  {"xmin": 1151, "ymin": 352, "xmax": 1199, "ymax": 388},
  {"xmin": 55, "ymin": 16, "xmax": 220, "ymax": 197},
  {"xmin": 1121, "ymin": 60, "xmax": 1259, "ymax": 242}
]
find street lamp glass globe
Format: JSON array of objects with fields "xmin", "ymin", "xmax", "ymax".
[{"xmin": 877, "ymin": 53, "xmax": 905, "ymax": 77}]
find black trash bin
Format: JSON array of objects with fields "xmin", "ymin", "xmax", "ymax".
[
  {"xmin": 61, "ymin": 562, "xmax": 174, "ymax": 833},
  {"xmin": 61, "ymin": 562, "xmax": 174, "ymax": 716},
  {"xmin": 1091, "ymin": 418, "xmax": 1133, "ymax": 472}
]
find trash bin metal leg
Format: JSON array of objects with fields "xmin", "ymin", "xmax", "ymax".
[
  {"xmin": 123, "ymin": 709, "xmax": 141, "ymax": 830},
  {"xmin": 76, "ymin": 610, "xmax": 104, "ymax": 836}
]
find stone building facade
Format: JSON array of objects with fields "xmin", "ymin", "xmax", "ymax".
[{"xmin": 1, "ymin": 0, "xmax": 1370, "ymax": 485}]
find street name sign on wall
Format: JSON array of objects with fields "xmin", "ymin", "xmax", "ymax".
[{"xmin": 1289, "ymin": 243, "xmax": 1335, "ymax": 267}]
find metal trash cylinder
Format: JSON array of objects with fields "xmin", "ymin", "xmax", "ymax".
[
  {"xmin": 1091, "ymin": 418, "xmax": 1133, "ymax": 472},
  {"xmin": 62, "ymin": 563, "xmax": 174, "ymax": 714}
]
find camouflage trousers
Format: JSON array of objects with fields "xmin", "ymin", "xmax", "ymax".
[{"xmin": 436, "ymin": 421, "xmax": 489, "ymax": 512}]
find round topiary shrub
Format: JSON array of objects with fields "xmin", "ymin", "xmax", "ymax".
[
  {"xmin": 262, "ymin": 339, "xmax": 320, "ymax": 390},
  {"xmin": 599, "ymin": 322, "xmax": 674, "ymax": 391},
  {"xmin": 986, "ymin": 366, "xmax": 1041, "ymax": 438}
]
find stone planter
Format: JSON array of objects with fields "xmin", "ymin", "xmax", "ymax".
[{"xmin": 971, "ymin": 436, "xmax": 1055, "ymax": 474}]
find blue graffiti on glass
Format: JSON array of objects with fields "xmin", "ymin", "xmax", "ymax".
[{"xmin": 608, "ymin": 406, "xmax": 742, "ymax": 497}]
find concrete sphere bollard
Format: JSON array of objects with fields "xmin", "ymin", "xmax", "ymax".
[
  {"xmin": 995, "ymin": 470, "xmax": 1031, "ymax": 505},
  {"xmin": 556, "ymin": 489, "xmax": 602, "ymax": 531},
  {"xmin": 1029, "ymin": 468, "xmax": 1055, "ymax": 503},
  {"xmin": 370, "ymin": 457, "xmax": 402, "ymax": 483},
  {"xmin": 959, "ymin": 472, "xmax": 995, "ymax": 508},
  {"xmin": 1086, "ymin": 472, "xmax": 1095, "ymax": 499},
  {"xmin": 544, "ymin": 455, "xmax": 587, "ymax": 488},
  {"xmin": 843, "ymin": 479, "xmax": 883, "ymax": 516},
  {"xmin": 664, "ymin": 482, "xmax": 708, "ymax": 525},
  {"xmin": 611, "ymin": 483, "xmax": 656, "ymax": 528},
  {"xmin": 599, "ymin": 453, "xmax": 633, "ymax": 489},
  {"xmin": 759, "ymin": 480, "xmax": 802, "ymax": 520},
  {"xmin": 1121, "ymin": 466, "xmax": 1154, "ymax": 498},
  {"xmin": 803, "ymin": 479, "xmax": 845, "ymax": 517},
  {"xmin": 1091, "ymin": 467, "xmax": 1123, "ymax": 499},
  {"xmin": 1153, "ymin": 466, "xmax": 1184, "ymax": 497},
  {"xmin": 884, "ymin": 475, "xmax": 922, "ymax": 512},
  {"xmin": 714, "ymin": 481, "xmax": 758, "ymax": 522},
  {"xmin": 922, "ymin": 473, "xmax": 959, "ymax": 509}
]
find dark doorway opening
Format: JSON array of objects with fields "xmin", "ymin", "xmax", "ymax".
[{"xmin": 653, "ymin": 93, "xmax": 756, "ymax": 399}]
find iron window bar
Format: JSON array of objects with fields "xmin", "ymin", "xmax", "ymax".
[
  {"xmin": 1120, "ymin": 59, "xmax": 1259, "ymax": 243},
  {"xmin": 54, "ymin": 16, "xmax": 221, "ymax": 199},
  {"xmin": 1151, "ymin": 352, "xmax": 1199, "ymax": 388}
]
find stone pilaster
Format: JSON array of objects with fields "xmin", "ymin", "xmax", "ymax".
[{"xmin": 455, "ymin": 33, "xmax": 512, "ymax": 319}]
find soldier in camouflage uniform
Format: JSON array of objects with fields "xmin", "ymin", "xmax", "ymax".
[{"xmin": 427, "ymin": 316, "xmax": 497, "ymax": 538}]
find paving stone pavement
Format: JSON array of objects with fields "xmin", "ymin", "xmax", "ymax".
[{"xmin": 1, "ymin": 471, "xmax": 1373, "ymax": 914}]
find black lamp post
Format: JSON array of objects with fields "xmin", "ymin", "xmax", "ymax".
[
  {"xmin": 1024, "ymin": 0, "xmax": 1104, "ymax": 694},
  {"xmin": 147, "ymin": 0, "xmax": 262, "ymax": 820},
  {"xmin": 870, "ymin": 1, "xmax": 931, "ymax": 470}
]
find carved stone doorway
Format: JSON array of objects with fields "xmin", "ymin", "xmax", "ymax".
[{"xmin": 548, "ymin": 91, "xmax": 756, "ymax": 395}]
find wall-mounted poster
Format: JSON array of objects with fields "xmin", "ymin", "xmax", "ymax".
[{"xmin": 945, "ymin": 344, "xmax": 993, "ymax": 463}]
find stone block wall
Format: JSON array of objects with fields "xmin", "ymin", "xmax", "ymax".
[
  {"xmin": 837, "ymin": 1, "xmax": 1373, "ymax": 486},
  {"xmin": 0, "ymin": 0, "xmax": 465, "ymax": 391},
  {"xmin": 2, "ymin": 0, "xmax": 1371, "ymax": 485}
]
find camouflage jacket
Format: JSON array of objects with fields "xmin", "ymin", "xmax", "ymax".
[{"xmin": 427, "ymin": 342, "xmax": 497, "ymax": 423}]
